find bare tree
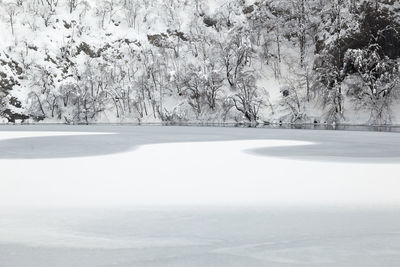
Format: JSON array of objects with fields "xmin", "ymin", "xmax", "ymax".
[
  {"xmin": 231, "ymin": 74, "xmax": 264, "ymax": 123},
  {"xmin": 67, "ymin": 0, "xmax": 78, "ymax": 13},
  {"xmin": 45, "ymin": 0, "xmax": 58, "ymax": 12},
  {"xmin": 3, "ymin": 2, "xmax": 19, "ymax": 36},
  {"xmin": 121, "ymin": 0, "xmax": 140, "ymax": 28}
]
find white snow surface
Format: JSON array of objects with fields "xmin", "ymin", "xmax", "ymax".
[
  {"xmin": 1, "ymin": 133, "xmax": 399, "ymax": 208},
  {"xmin": 0, "ymin": 126, "xmax": 400, "ymax": 267}
]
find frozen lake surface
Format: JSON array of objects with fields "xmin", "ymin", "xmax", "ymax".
[{"xmin": 0, "ymin": 125, "xmax": 400, "ymax": 266}]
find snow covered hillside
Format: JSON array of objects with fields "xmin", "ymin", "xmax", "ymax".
[{"xmin": 0, "ymin": 0, "xmax": 400, "ymax": 124}]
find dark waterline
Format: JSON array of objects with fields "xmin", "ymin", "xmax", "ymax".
[{"xmin": 2, "ymin": 122, "xmax": 400, "ymax": 133}]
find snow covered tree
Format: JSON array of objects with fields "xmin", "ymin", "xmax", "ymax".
[
  {"xmin": 344, "ymin": 47, "xmax": 400, "ymax": 124},
  {"xmin": 2, "ymin": 1, "xmax": 20, "ymax": 36},
  {"xmin": 230, "ymin": 73, "xmax": 264, "ymax": 123}
]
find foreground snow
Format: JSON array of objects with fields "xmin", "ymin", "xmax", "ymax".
[{"xmin": 0, "ymin": 126, "xmax": 400, "ymax": 266}]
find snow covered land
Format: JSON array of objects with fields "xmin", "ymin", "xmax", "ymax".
[
  {"xmin": 0, "ymin": 0, "xmax": 400, "ymax": 124},
  {"xmin": 0, "ymin": 125, "xmax": 400, "ymax": 266}
]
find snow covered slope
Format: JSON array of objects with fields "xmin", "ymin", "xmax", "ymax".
[{"xmin": 0, "ymin": 0, "xmax": 400, "ymax": 124}]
